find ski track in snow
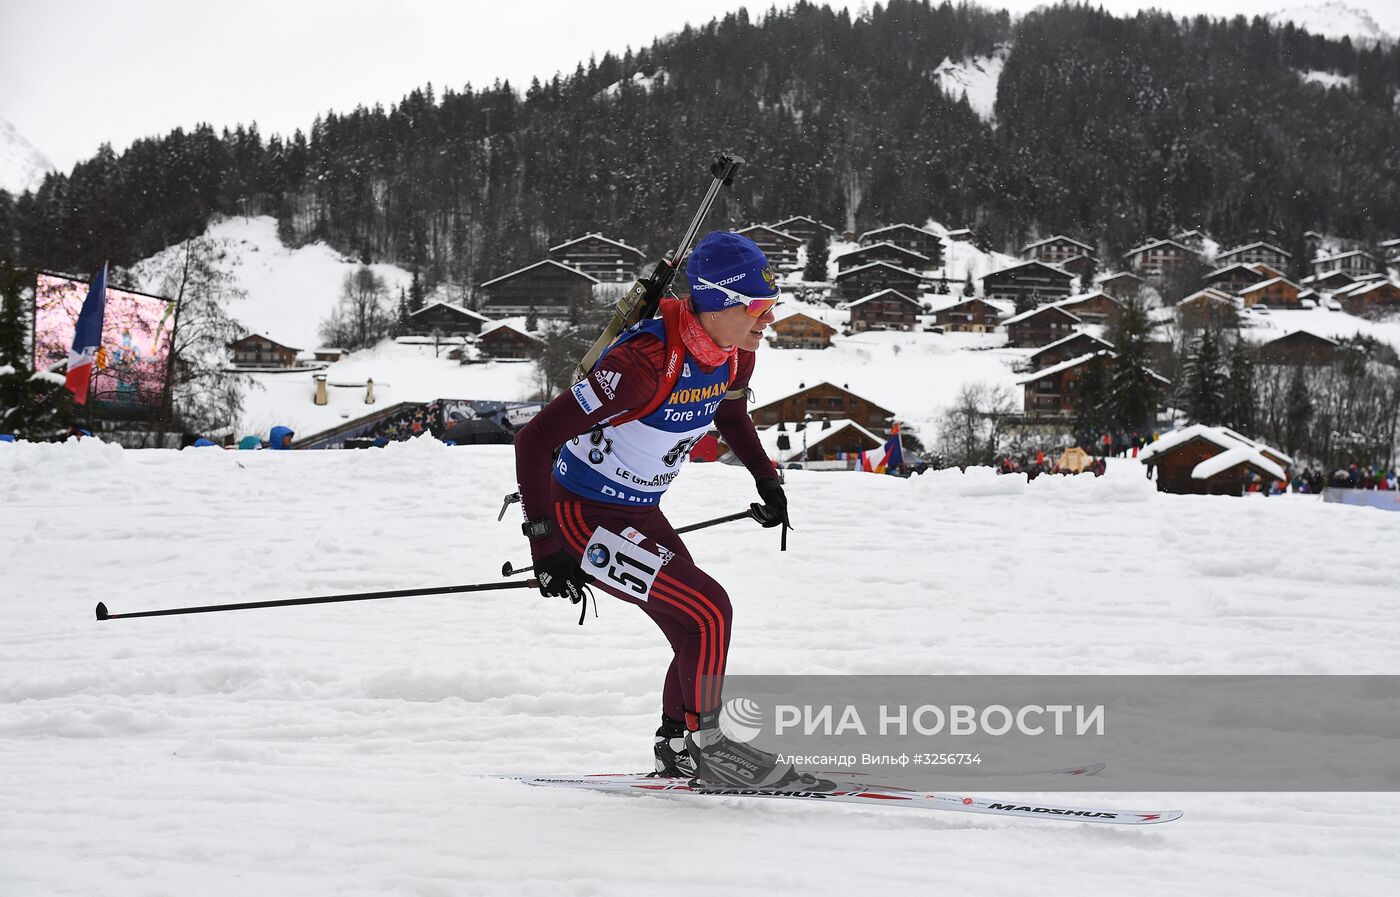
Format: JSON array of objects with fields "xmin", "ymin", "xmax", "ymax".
[{"xmin": 2, "ymin": 438, "xmax": 1400, "ymax": 894}]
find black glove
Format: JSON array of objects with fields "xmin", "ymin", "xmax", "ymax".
[
  {"xmin": 754, "ymin": 477, "xmax": 790, "ymax": 529},
  {"xmin": 534, "ymin": 549, "xmax": 592, "ymax": 604}
]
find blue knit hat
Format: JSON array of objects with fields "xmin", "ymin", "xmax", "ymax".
[{"xmin": 686, "ymin": 232, "xmax": 780, "ymax": 312}]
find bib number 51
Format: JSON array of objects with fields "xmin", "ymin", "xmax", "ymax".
[{"xmin": 583, "ymin": 526, "xmax": 663, "ymax": 601}]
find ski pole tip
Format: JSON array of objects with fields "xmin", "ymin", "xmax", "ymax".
[{"xmin": 95, "ymin": 602, "xmax": 109, "ymax": 621}]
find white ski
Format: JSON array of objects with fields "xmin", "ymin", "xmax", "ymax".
[{"xmin": 501, "ymin": 773, "xmax": 1182, "ymax": 825}]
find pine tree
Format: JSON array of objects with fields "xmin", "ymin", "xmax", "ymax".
[
  {"xmin": 1104, "ymin": 296, "xmax": 1162, "ymax": 434},
  {"xmin": 1072, "ymin": 351, "xmax": 1111, "ymax": 449},
  {"xmin": 394, "ymin": 288, "xmax": 411, "ymax": 337},
  {"xmin": 803, "ymin": 232, "xmax": 829, "ymax": 283},
  {"xmin": 1224, "ymin": 335, "xmax": 1257, "ymax": 436},
  {"xmin": 1180, "ymin": 327, "xmax": 1227, "ymax": 426},
  {"xmin": 1283, "ymin": 365, "xmax": 1313, "ymax": 457}
]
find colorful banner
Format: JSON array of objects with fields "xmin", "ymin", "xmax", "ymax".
[{"xmin": 33, "ymin": 272, "xmax": 177, "ymax": 413}]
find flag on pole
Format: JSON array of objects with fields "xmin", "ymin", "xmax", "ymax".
[{"xmin": 64, "ymin": 263, "xmax": 108, "ymax": 404}]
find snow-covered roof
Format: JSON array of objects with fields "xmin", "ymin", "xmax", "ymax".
[
  {"xmin": 1021, "ymin": 234, "xmax": 1095, "ymax": 254},
  {"xmin": 1205, "ymin": 263, "xmax": 1266, "ymax": 279},
  {"xmin": 1381, "ymin": 238, "xmax": 1400, "ymax": 248},
  {"xmin": 846, "ymin": 288, "xmax": 922, "ymax": 309},
  {"xmin": 1125, "ymin": 238, "xmax": 1195, "ymax": 257},
  {"xmin": 1314, "ymin": 249, "xmax": 1375, "ymax": 264},
  {"xmin": 1139, "ymin": 424, "xmax": 1291, "ymax": 473},
  {"xmin": 479, "ymin": 320, "xmax": 543, "ymax": 341},
  {"xmin": 834, "ymin": 261, "xmax": 923, "ymax": 281},
  {"xmin": 1178, "ymin": 288, "xmax": 1239, "ymax": 306},
  {"xmin": 1096, "ymin": 270, "xmax": 1143, "ymax": 284},
  {"xmin": 755, "ymin": 418, "xmax": 884, "ymax": 463},
  {"xmin": 858, "ymin": 223, "xmax": 937, "ymax": 242},
  {"xmin": 547, "ymin": 232, "xmax": 645, "ymax": 256},
  {"xmin": 1190, "ymin": 446, "xmax": 1287, "ymax": 482},
  {"xmin": 1240, "ymin": 276, "xmax": 1301, "ymax": 295},
  {"xmin": 1261, "ymin": 329, "xmax": 1339, "ymax": 348},
  {"xmin": 980, "ymin": 259, "xmax": 1073, "ymax": 281},
  {"xmin": 1017, "ymin": 349, "xmax": 1169, "ymax": 386},
  {"xmin": 1218, "ymin": 241, "xmax": 1291, "ymax": 260},
  {"xmin": 771, "ymin": 215, "xmax": 835, "ymax": 232},
  {"xmin": 1002, "ymin": 303, "xmax": 1082, "ymax": 326},
  {"xmin": 833, "ymin": 242, "xmax": 930, "ymax": 263},
  {"xmin": 478, "ymin": 259, "xmax": 600, "ymax": 288},
  {"xmin": 1335, "ymin": 280, "xmax": 1399, "ymax": 298},
  {"xmin": 1028, "ymin": 330, "xmax": 1112, "ymax": 357},
  {"xmin": 408, "ymin": 300, "xmax": 491, "ymax": 321},
  {"xmin": 234, "ymin": 332, "xmax": 301, "ymax": 352},
  {"xmin": 737, "ymin": 224, "xmax": 802, "ymax": 244}
]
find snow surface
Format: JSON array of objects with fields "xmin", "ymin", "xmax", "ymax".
[
  {"xmin": 933, "ymin": 47, "xmax": 1008, "ymax": 124},
  {"xmin": 1269, "ymin": 2, "xmax": 1393, "ymax": 44},
  {"xmin": 3, "ymin": 439, "xmax": 1400, "ymax": 894},
  {"xmin": 128, "ymin": 216, "xmax": 413, "ymax": 353},
  {"xmin": 1298, "ymin": 68, "xmax": 1357, "ymax": 90},
  {"xmin": 0, "ymin": 115, "xmax": 55, "ymax": 195}
]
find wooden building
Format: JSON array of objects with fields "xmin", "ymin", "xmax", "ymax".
[
  {"xmin": 752, "ymin": 418, "xmax": 884, "ymax": 465},
  {"xmin": 931, "ymin": 298, "xmax": 1003, "ymax": 333},
  {"xmin": 1216, "ymin": 242, "xmax": 1291, "ymax": 270},
  {"xmin": 981, "ymin": 261, "xmax": 1074, "ymax": 307},
  {"xmin": 1176, "ymin": 289, "xmax": 1240, "ymax": 328},
  {"xmin": 1018, "ymin": 351, "xmax": 1167, "ymax": 420},
  {"xmin": 1257, "ymin": 330, "xmax": 1340, "ymax": 365},
  {"xmin": 1025, "ymin": 332, "xmax": 1113, "ymax": 371},
  {"xmin": 857, "ymin": 224, "xmax": 943, "ymax": 264},
  {"xmin": 1096, "ymin": 270, "xmax": 1144, "ymax": 300},
  {"xmin": 750, "ymin": 382, "xmax": 895, "ymax": 433},
  {"xmin": 737, "ymin": 224, "xmax": 803, "ymax": 269},
  {"xmin": 1138, "ymin": 425, "xmax": 1290, "ymax": 496},
  {"xmin": 1301, "ymin": 270, "xmax": 1355, "ymax": 293},
  {"xmin": 1124, "ymin": 238, "xmax": 1198, "ymax": 276},
  {"xmin": 477, "ymin": 260, "xmax": 599, "ymax": 317},
  {"xmin": 547, "ymin": 233, "xmax": 645, "ymax": 283},
  {"xmin": 1055, "ymin": 290, "xmax": 1119, "ymax": 323},
  {"xmin": 1313, "ymin": 249, "xmax": 1377, "ymax": 278},
  {"xmin": 1021, "ymin": 235, "xmax": 1096, "ymax": 266},
  {"xmin": 1173, "ymin": 229, "xmax": 1209, "ymax": 252},
  {"xmin": 847, "ymin": 289, "xmax": 922, "ymax": 332},
  {"xmin": 1203, "ymin": 263, "xmax": 1269, "ymax": 295},
  {"xmin": 834, "ymin": 242, "xmax": 930, "ymax": 273},
  {"xmin": 1002, "ymin": 303, "xmax": 1082, "ymax": 348},
  {"xmin": 407, "ymin": 301, "xmax": 491, "ymax": 336},
  {"xmin": 1239, "ymin": 277, "xmax": 1303, "ymax": 309},
  {"xmin": 835, "ymin": 262, "xmax": 923, "ymax": 303},
  {"xmin": 1334, "ymin": 280, "xmax": 1400, "ymax": 316},
  {"xmin": 478, "ymin": 323, "xmax": 543, "ymax": 359},
  {"xmin": 769, "ymin": 216, "xmax": 836, "ymax": 245},
  {"xmin": 769, "ymin": 312, "xmax": 837, "ymax": 349},
  {"xmin": 1060, "ymin": 254, "xmax": 1098, "ymax": 282},
  {"xmin": 230, "ymin": 333, "xmax": 300, "ymax": 368},
  {"xmin": 946, "ymin": 228, "xmax": 975, "ymax": 243}
]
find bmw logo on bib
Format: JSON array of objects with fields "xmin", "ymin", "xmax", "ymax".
[{"xmin": 586, "ymin": 544, "xmax": 611, "ymax": 567}]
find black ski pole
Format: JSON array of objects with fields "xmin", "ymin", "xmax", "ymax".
[
  {"xmin": 95, "ymin": 578, "xmax": 538, "ymax": 621},
  {"xmin": 501, "ymin": 504, "xmax": 770, "ymax": 577}
]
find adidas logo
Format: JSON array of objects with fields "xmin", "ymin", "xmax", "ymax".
[{"xmin": 594, "ymin": 370, "xmax": 621, "ymax": 400}]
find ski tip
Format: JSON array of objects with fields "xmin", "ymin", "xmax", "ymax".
[{"xmin": 95, "ymin": 602, "xmax": 109, "ymax": 621}]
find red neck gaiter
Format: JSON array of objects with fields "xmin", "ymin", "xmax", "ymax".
[{"xmin": 679, "ymin": 299, "xmax": 736, "ymax": 369}]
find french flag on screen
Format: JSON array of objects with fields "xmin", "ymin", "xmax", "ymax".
[{"xmin": 64, "ymin": 263, "xmax": 108, "ymax": 404}]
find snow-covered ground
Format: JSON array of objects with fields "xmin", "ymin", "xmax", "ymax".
[
  {"xmin": 1269, "ymin": 2, "xmax": 1393, "ymax": 44},
  {"xmin": 0, "ymin": 115, "xmax": 54, "ymax": 195},
  {"xmin": 933, "ymin": 47, "xmax": 1008, "ymax": 124},
  {"xmin": 129, "ymin": 216, "xmax": 413, "ymax": 353},
  {"xmin": 3, "ymin": 440, "xmax": 1399, "ymax": 895}
]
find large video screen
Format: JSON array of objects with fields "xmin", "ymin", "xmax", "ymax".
[{"xmin": 32, "ymin": 271, "xmax": 177, "ymax": 411}]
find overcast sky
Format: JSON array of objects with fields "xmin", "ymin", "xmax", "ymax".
[{"xmin": 3, "ymin": 0, "xmax": 1397, "ymax": 172}]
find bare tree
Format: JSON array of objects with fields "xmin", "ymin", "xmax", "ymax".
[
  {"xmin": 320, "ymin": 266, "xmax": 392, "ymax": 350},
  {"xmin": 531, "ymin": 320, "xmax": 591, "ymax": 401},
  {"xmin": 936, "ymin": 381, "xmax": 1017, "ymax": 468}
]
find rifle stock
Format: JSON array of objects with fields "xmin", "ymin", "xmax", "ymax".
[{"xmin": 572, "ymin": 153, "xmax": 742, "ymax": 383}]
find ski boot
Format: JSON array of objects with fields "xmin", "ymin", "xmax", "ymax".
[
  {"xmin": 653, "ymin": 714, "xmax": 696, "ymax": 778},
  {"xmin": 684, "ymin": 711, "xmax": 811, "ymax": 789}
]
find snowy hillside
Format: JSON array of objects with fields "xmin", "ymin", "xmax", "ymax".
[
  {"xmin": 128, "ymin": 216, "xmax": 413, "ymax": 353},
  {"xmin": 932, "ymin": 46, "xmax": 1008, "ymax": 124},
  {"xmin": 0, "ymin": 116, "xmax": 54, "ymax": 195},
  {"xmin": 1269, "ymin": 2, "xmax": 1393, "ymax": 44},
  {"xmin": 3, "ymin": 440, "xmax": 1400, "ymax": 895}
]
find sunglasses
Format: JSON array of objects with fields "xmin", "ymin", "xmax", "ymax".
[{"xmin": 695, "ymin": 276, "xmax": 782, "ymax": 318}]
